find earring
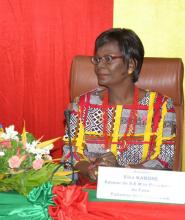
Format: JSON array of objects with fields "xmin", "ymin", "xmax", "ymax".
[
  {"xmin": 128, "ymin": 69, "xmax": 133, "ymax": 75},
  {"xmin": 128, "ymin": 60, "xmax": 135, "ymax": 75}
]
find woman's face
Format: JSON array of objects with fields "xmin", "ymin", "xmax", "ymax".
[{"xmin": 94, "ymin": 41, "xmax": 129, "ymax": 88}]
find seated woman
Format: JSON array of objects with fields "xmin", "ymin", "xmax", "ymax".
[{"xmin": 62, "ymin": 28, "xmax": 176, "ymax": 181}]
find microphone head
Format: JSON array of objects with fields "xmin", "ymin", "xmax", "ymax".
[{"xmin": 64, "ymin": 109, "xmax": 71, "ymax": 119}]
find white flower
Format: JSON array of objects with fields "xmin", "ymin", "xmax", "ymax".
[
  {"xmin": 0, "ymin": 151, "xmax": 5, "ymax": 156},
  {"xmin": 35, "ymin": 154, "xmax": 42, "ymax": 160},
  {"xmin": 44, "ymin": 144, "xmax": 53, "ymax": 151},
  {"xmin": 26, "ymin": 141, "xmax": 53, "ymax": 157},
  {"xmin": 25, "ymin": 140, "xmax": 38, "ymax": 154},
  {"xmin": 39, "ymin": 144, "xmax": 53, "ymax": 155},
  {"xmin": 45, "ymin": 155, "xmax": 52, "ymax": 161},
  {"xmin": 0, "ymin": 125, "xmax": 19, "ymax": 141}
]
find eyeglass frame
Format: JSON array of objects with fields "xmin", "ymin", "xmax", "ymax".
[{"xmin": 91, "ymin": 55, "xmax": 124, "ymax": 65}]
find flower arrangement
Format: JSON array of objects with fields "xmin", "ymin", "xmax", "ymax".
[
  {"xmin": 0, "ymin": 124, "xmax": 74, "ymax": 195},
  {"xmin": 0, "ymin": 124, "xmax": 57, "ymax": 174}
]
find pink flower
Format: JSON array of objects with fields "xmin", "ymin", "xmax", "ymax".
[
  {"xmin": 8, "ymin": 155, "xmax": 22, "ymax": 168},
  {"xmin": 32, "ymin": 159, "xmax": 44, "ymax": 170},
  {"xmin": 1, "ymin": 140, "xmax": 11, "ymax": 148}
]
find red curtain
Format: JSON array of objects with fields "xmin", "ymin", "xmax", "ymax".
[{"xmin": 0, "ymin": 0, "xmax": 113, "ymax": 157}]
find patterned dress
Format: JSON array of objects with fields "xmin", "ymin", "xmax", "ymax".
[{"xmin": 63, "ymin": 86, "xmax": 176, "ymax": 170}]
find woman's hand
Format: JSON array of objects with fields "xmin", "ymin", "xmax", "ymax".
[
  {"xmin": 95, "ymin": 152, "xmax": 118, "ymax": 167},
  {"xmin": 126, "ymin": 163, "xmax": 144, "ymax": 169},
  {"xmin": 75, "ymin": 152, "xmax": 118, "ymax": 181},
  {"xmin": 87, "ymin": 152, "xmax": 118, "ymax": 180},
  {"xmin": 87, "ymin": 163, "xmax": 98, "ymax": 180}
]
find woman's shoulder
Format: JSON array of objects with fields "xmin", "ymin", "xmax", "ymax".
[
  {"xmin": 73, "ymin": 87, "xmax": 106, "ymax": 105},
  {"xmin": 138, "ymin": 88, "xmax": 174, "ymax": 110}
]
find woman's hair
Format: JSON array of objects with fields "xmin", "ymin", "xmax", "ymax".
[{"xmin": 94, "ymin": 28, "xmax": 144, "ymax": 83}]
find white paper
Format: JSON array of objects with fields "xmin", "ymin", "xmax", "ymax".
[{"xmin": 97, "ymin": 167, "xmax": 185, "ymax": 204}]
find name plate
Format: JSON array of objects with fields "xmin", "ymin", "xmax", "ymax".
[{"xmin": 97, "ymin": 167, "xmax": 185, "ymax": 204}]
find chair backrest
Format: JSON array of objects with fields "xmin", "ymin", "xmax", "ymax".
[{"xmin": 70, "ymin": 55, "xmax": 184, "ymax": 171}]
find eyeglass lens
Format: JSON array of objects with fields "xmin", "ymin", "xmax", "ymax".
[{"xmin": 91, "ymin": 55, "xmax": 123, "ymax": 65}]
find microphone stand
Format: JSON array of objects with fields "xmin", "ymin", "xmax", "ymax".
[
  {"xmin": 50, "ymin": 110, "xmax": 75, "ymax": 184},
  {"xmin": 64, "ymin": 109, "xmax": 75, "ymax": 182}
]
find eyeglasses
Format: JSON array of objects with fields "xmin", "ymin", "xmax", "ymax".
[{"xmin": 91, "ymin": 55, "xmax": 123, "ymax": 65}]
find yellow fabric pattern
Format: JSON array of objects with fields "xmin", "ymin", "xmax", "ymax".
[
  {"xmin": 142, "ymin": 92, "xmax": 156, "ymax": 161},
  {"xmin": 163, "ymin": 135, "xmax": 176, "ymax": 141},
  {"xmin": 111, "ymin": 105, "xmax": 122, "ymax": 157},
  {"xmin": 63, "ymin": 136, "xmax": 75, "ymax": 142},
  {"xmin": 76, "ymin": 119, "xmax": 85, "ymax": 155},
  {"xmin": 123, "ymin": 132, "xmax": 156, "ymax": 137},
  {"xmin": 150, "ymin": 101, "xmax": 167, "ymax": 160},
  {"xmin": 85, "ymin": 131, "xmax": 103, "ymax": 136}
]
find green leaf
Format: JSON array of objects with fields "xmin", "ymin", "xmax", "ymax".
[{"xmin": 0, "ymin": 163, "xmax": 72, "ymax": 196}]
